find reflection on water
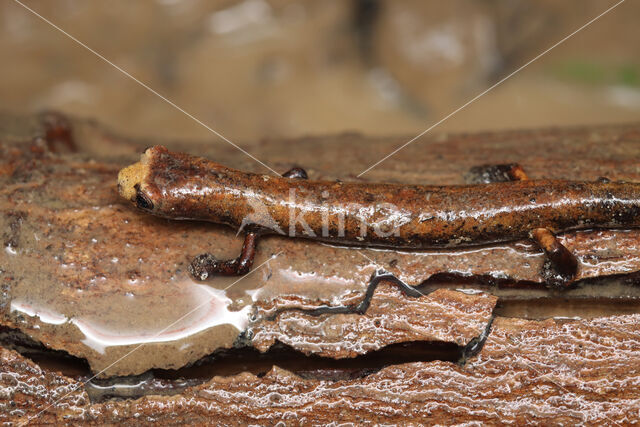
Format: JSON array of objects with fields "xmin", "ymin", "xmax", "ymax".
[{"xmin": 11, "ymin": 278, "xmax": 253, "ymax": 354}]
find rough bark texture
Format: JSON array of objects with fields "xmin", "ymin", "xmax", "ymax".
[
  {"xmin": 252, "ymin": 285, "xmax": 497, "ymax": 356},
  {"xmin": 0, "ymin": 112, "xmax": 502, "ymax": 375},
  {"xmin": 2, "ymin": 112, "xmax": 640, "ymax": 424},
  {"xmin": 4, "ymin": 314, "xmax": 640, "ymax": 425}
]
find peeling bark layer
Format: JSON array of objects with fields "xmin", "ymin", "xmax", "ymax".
[
  {"xmin": 4, "ymin": 314, "xmax": 640, "ymax": 425},
  {"xmin": 252, "ymin": 285, "xmax": 497, "ymax": 356}
]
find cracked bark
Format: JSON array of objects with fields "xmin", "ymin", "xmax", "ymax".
[
  {"xmin": 3, "ymin": 313, "xmax": 640, "ymax": 425},
  {"xmin": 2, "ymin": 112, "xmax": 640, "ymax": 423}
]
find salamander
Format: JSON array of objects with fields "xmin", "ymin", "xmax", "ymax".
[{"xmin": 117, "ymin": 145, "xmax": 640, "ymax": 287}]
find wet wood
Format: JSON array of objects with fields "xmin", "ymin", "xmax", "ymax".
[
  {"xmin": 2, "ymin": 112, "xmax": 640, "ymax": 383},
  {"xmin": 4, "ymin": 313, "xmax": 639, "ymax": 425},
  {"xmin": 252, "ymin": 285, "xmax": 497, "ymax": 356}
]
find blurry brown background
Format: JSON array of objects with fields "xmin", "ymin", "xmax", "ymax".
[{"xmin": 1, "ymin": 0, "xmax": 638, "ymax": 142}]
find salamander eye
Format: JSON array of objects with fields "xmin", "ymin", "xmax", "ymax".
[{"xmin": 134, "ymin": 184, "xmax": 154, "ymax": 210}]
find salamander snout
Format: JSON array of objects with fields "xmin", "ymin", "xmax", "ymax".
[{"xmin": 117, "ymin": 159, "xmax": 155, "ymax": 211}]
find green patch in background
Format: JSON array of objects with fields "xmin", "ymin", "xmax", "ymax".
[
  {"xmin": 550, "ymin": 60, "xmax": 640, "ymax": 87},
  {"xmin": 617, "ymin": 64, "xmax": 639, "ymax": 87}
]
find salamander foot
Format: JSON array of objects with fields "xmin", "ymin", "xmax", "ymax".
[
  {"xmin": 189, "ymin": 232, "xmax": 258, "ymax": 280},
  {"xmin": 530, "ymin": 228, "xmax": 578, "ymax": 288},
  {"xmin": 465, "ymin": 163, "xmax": 529, "ymax": 183},
  {"xmin": 282, "ymin": 167, "xmax": 308, "ymax": 179}
]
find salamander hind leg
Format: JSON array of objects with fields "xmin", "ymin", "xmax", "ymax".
[
  {"xmin": 189, "ymin": 232, "xmax": 258, "ymax": 280},
  {"xmin": 465, "ymin": 163, "xmax": 529, "ymax": 183},
  {"xmin": 530, "ymin": 228, "xmax": 578, "ymax": 288},
  {"xmin": 282, "ymin": 167, "xmax": 308, "ymax": 179}
]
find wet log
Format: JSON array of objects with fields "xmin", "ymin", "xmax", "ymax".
[
  {"xmin": 3, "ymin": 313, "xmax": 639, "ymax": 425},
  {"xmin": 2, "ymin": 112, "xmax": 640, "ymax": 424}
]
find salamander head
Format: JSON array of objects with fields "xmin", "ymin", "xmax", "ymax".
[
  {"xmin": 118, "ymin": 145, "xmax": 234, "ymax": 221},
  {"xmin": 117, "ymin": 146, "xmax": 158, "ymax": 212}
]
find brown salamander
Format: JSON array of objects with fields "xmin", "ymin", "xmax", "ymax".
[{"xmin": 118, "ymin": 146, "xmax": 640, "ymax": 288}]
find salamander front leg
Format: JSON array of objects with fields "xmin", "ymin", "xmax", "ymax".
[
  {"xmin": 189, "ymin": 232, "xmax": 258, "ymax": 280},
  {"xmin": 530, "ymin": 228, "xmax": 578, "ymax": 288},
  {"xmin": 465, "ymin": 163, "xmax": 529, "ymax": 183},
  {"xmin": 282, "ymin": 167, "xmax": 308, "ymax": 179}
]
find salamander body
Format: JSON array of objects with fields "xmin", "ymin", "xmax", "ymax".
[
  {"xmin": 119, "ymin": 146, "xmax": 640, "ymax": 246},
  {"xmin": 118, "ymin": 146, "xmax": 640, "ymax": 285}
]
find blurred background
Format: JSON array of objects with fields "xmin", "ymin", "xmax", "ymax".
[{"xmin": 1, "ymin": 0, "xmax": 638, "ymax": 142}]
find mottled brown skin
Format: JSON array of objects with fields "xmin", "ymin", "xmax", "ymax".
[
  {"xmin": 118, "ymin": 146, "xmax": 640, "ymax": 286},
  {"xmin": 531, "ymin": 227, "xmax": 579, "ymax": 284},
  {"xmin": 465, "ymin": 163, "xmax": 529, "ymax": 183}
]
